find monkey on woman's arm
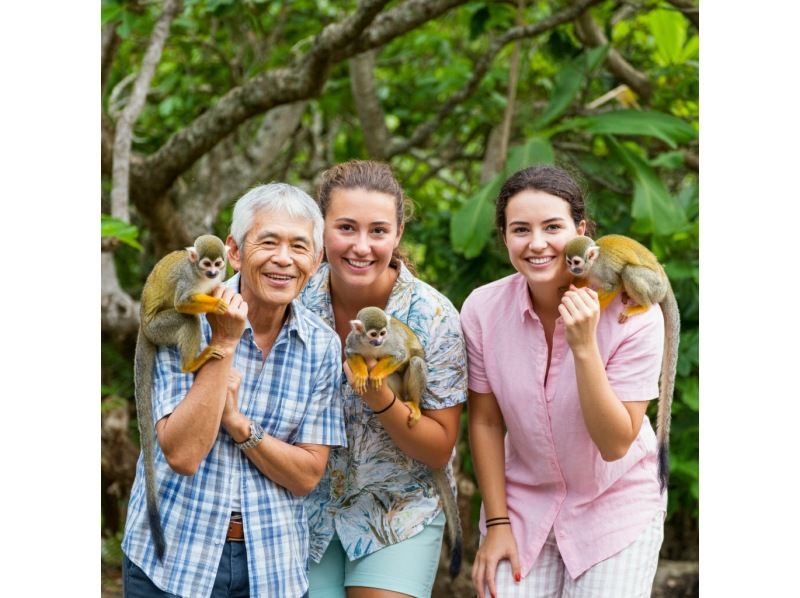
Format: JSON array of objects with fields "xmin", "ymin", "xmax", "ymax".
[{"xmin": 565, "ymin": 234, "xmax": 679, "ymax": 494}]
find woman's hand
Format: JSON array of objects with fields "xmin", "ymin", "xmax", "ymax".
[
  {"xmin": 558, "ymin": 284, "xmax": 601, "ymax": 357},
  {"xmin": 343, "ymin": 358, "xmax": 411, "ymax": 417},
  {"xmin": 472, "ymin": 525, "xmax": 521, "ymax": 598}
]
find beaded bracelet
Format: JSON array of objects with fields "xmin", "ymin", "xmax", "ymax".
[{"xmin": 373, "ymin": 393, "xmax": 396, "ymax": 415}]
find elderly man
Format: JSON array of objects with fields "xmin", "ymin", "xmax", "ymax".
[{"xmin": 121, "ymin": 183, "xmax": 346, "ymax": 597}]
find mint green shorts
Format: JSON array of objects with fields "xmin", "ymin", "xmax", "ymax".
[{"xmin": 308, "ymin": 512, "xmax": 445, "ymax": 598}]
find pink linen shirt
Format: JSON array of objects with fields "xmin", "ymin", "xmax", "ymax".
[{"xmin": 461, "ymin": 273, "xmax": 667, "ymax": 579}]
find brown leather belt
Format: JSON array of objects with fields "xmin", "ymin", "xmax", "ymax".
[{"xmin": 226, "ymin": 513, "xmax": 244, "ymax": 542}]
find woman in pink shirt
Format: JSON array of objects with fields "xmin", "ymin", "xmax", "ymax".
[{"xmin": 461, "ymin": 165, "xmax": 666, "ymax": 598}]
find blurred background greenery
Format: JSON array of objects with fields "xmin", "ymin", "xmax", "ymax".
[{"xmin": 101, "ymin": 0, "xmax": 698, "ymax": 594}]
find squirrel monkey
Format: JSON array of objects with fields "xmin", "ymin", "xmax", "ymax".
[
  {"xmin": 564, "ymin": 234, "xmax": 680, "ymax": 493},
  {"xmin": 345, "ymin": 306, "xmax": 463, "ymax": 577},
  {"xmin": 134, "ymin": 234, "xmax": 229, "ymax": 560}
]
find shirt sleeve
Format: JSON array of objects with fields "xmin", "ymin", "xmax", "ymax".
[
  {"xmin": 151, "ymin": 344, "xmax": 195, "ymax": 424},
  {"xmin": 290, "ymin": 334, "xmax": 347, "ymax": 447},
  {"xmin": 419, "ymin": 301, "xmax": 468, "ymax": 410},
  {"xmin": 460, "ymin": 293, "xmax": 492, "ymax": 395},
  {"xmin": 605, "ymin": 304, "xmax": 665, "ymax": 402}
]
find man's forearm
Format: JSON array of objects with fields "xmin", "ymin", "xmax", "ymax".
[
  {"xmin": 241, "ymin": 436, "xmax": 330, "ymax": 496},
  {"xmin": 156, "ymin": 354, "xmax": 234, "ymax": 475}
]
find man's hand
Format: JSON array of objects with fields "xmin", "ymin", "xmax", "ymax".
[
  {"xmin": 220, "ymin": 368, "xmax": 249, "ymax": 442},
  {"xmin": 207, "ymin": 286, "xmax": 248, "ymax": 352}
]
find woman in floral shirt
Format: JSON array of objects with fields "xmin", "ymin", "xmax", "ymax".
[{"xmin": 300, "ymin": 160, "xmax": 468, "ymax": 598}]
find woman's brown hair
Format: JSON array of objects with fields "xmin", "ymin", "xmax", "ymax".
[{"xmin": 317, "ymin": 160, "xmax": 416, "ymax": 274}]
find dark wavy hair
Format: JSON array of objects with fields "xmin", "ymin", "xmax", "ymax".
[{"xmin": 495, "ymin": 164, "xmax": 595, "ymax": 237}]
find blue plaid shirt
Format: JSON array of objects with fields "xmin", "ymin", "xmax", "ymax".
[{"xmin": 122, "ymin": 273, "xmax": 346, "ymax": 598}]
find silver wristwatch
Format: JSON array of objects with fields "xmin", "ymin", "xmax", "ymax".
[{"xmin": 235, "ymin": 421, "xmax": 265, "ymax": 450}]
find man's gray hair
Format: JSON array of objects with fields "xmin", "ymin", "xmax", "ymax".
[{"xmin": 230, "ymin": 183, "xmax": 324, "ymax": 254}]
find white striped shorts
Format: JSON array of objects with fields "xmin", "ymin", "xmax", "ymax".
[{"xmin": 484, "ymin": 510, "xmax": 664, "ymax": 598}]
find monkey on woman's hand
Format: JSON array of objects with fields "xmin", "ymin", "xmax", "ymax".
[
  {"xmin": 344, "ymin": 306, "xmax": 464, "ymax": 578},
  {"xmin": 134, "ymin": 234, "xmax": 230, "ymax": 561},
  {"xmin": 564, "ymin": 234, "xmax": 679, "ymax": 494}
]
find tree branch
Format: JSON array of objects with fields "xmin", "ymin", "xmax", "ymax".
[
  {"xmin": 388, "ymin": 0, "xmax": 603, "ymax": 157},
  {"xmin": 129, "ymin": 0, "xmax": 402, "ymax": 209},
  {"xmin": 349, "ymin": 49, "xmax": 391, "ymax": 160},
  {"xmin": 111, "ymin": 0, "xmax": 181, "ymax": 223},
  {"xmin": 574, "ymin": 9, "xmax": 652, "ymax": 103},
  {"xmin": 101, "ymin": 22, "xmax": 121, "ymax": 95},
  {"xmin": 665, "ymin": 0, "xmax": 699, "ymax": 29}
]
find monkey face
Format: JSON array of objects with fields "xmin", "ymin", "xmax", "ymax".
[
  {"xmin": 565, "ymin": 255, "xmax": 588, "ymax": 277},
  {"xmin": 366, "ymin": 327, "xmax": 388, "ymax": 347}
]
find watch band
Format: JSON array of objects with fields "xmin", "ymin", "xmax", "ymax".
[{"xmin": 235, "ymin": 421, "xmax": 264, "ymax": 450}]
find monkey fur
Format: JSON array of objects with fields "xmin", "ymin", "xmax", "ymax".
[
  {"xmin": 564, "ymin": 234, "xmax": 680, "ymax": 494},
  {"xmin": 134, "ymin": 234, "xmax": 229, "ymax": 560},
  {"xmin": 345, "ymin": 306, "xmax": 463, "ymax": 577}
]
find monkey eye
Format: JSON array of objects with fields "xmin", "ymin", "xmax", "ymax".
[
  {"xmin": 379, "ymin": 330, "xmax": 386, "ymax": 337},
  {"xmin": 215, "ymin": 259, "xmax": 224, "ymax": 268},
  {"xmin": 368, "ymin": 331, "xmax": 378, "ymax": 338}
]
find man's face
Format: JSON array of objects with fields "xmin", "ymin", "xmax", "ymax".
[{"xmin": 227, "ymin": 209, "xmax": 321, "ymax": 310}]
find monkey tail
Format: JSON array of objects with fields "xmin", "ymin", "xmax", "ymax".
[
  {"xmin": 657, "ymin": 286, "xmax": 680, "ymax": 494},
  {"xmin": 432, "ymin": 468, "xmax": 463, "ymax": 578},
  {"xmin": 134, "ymin": 329, "xmax": 167, "ymax": 561}
]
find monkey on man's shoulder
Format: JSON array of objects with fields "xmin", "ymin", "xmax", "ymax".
[{"xmin": 134, "ymin": 234, "xmax": 230, "ymax": 560}]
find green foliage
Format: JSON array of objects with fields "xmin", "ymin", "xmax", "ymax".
[
  {"xmin": 102, "ymin": 0, "xmax": 699, "ymax": 557},
  {"xmin": 101, "ymin": 215, "xmax": 144, "ymax": 251}
]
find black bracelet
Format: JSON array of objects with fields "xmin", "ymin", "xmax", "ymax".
[
  {"xmin": 485, "ymin": 517, "xmax": 510, "ymax": 524},
  {"xmin": 372, "ymin": 393, "xmax": 396, "ymax": 415},
  {"xmin": 485, "ymin": 521, "xmax": 512, "ymax": 528}
]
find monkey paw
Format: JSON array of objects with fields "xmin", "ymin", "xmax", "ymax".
[
  {"xmin": 618, "ymin": 313, "xmax": 629, "ymax": 324},
  {"xmin": 352, "ymin": 374, "xmax": 368, "ymax": 395},
  {"xmin": 369, "ymin": 375, "xmax": 384, "ymax": 391},
  {"xmin": 404, "ymin": 401, "xmax": 422, "ymax": 428},
  {"xmin": 214, "ymin": 299, "xmax": 229, "ymax": 314}
]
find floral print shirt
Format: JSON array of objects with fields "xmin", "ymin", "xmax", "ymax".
[{"xmin": 299, "ymin": 261, "xmax": 468, "ymax": 562}]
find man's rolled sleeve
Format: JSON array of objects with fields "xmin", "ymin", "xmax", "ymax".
[{"xmin": 151, "ymin": 344, "xmax": 194, "ymax": 424}]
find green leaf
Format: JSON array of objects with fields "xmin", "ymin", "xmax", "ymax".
[
  {"xmin": 505, "ymin": 137, "xmax": 554, "ymax": 175},
  {"xmin": 533, "ymin": 46, "xmax": 608, "ymax": 130},
  {"xmin": 101, "ymin": 215, "xmax": 144, "ymax": 251},
  {"xmin": 450, "ymin": 175, "xmax": 502, "ymax": 258},
  {"xmin": 583, "ymin": 44, "xmax": 609, "ymax": 72},
  {"xmin": 562, "ymin": 110, "xmax": 696, "ymax": 149},
  {"xmin": 606, "ymin": 137, "xmax": 687, "ymax": 235},
  {"xmin": 680, "ymin": 35, "xmax": 700, "ymax": 62},
  {"xmin": 650, "ymin": 150, "xmax": 685, "ymax": 170},
  {"xmin": 532, "ymin": 63, "xmax": 582, "ymax": 129},
  {"xmin": 677, "ymin": 376, "xmax": 699, "ymax": 412},
  {"xmin": 649, "ymin": 8, "xmax": 687, "ymax": 65}
]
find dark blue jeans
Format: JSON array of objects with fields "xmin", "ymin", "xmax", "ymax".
[{"xmin": 123, "ymin": 540, "xmax": 250, "ymax": 598}]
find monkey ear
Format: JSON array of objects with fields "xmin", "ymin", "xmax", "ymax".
[
  {"xmin": 349, "ymin": 320, "xmax": 365, "ymax": 334},
  {"xmin": 186, "ymin": 246, "xmax": 199, "ymax": 262},
  {"xmin": 586, "ymin": 246, "xmax": 600, "ymax": 262}
]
